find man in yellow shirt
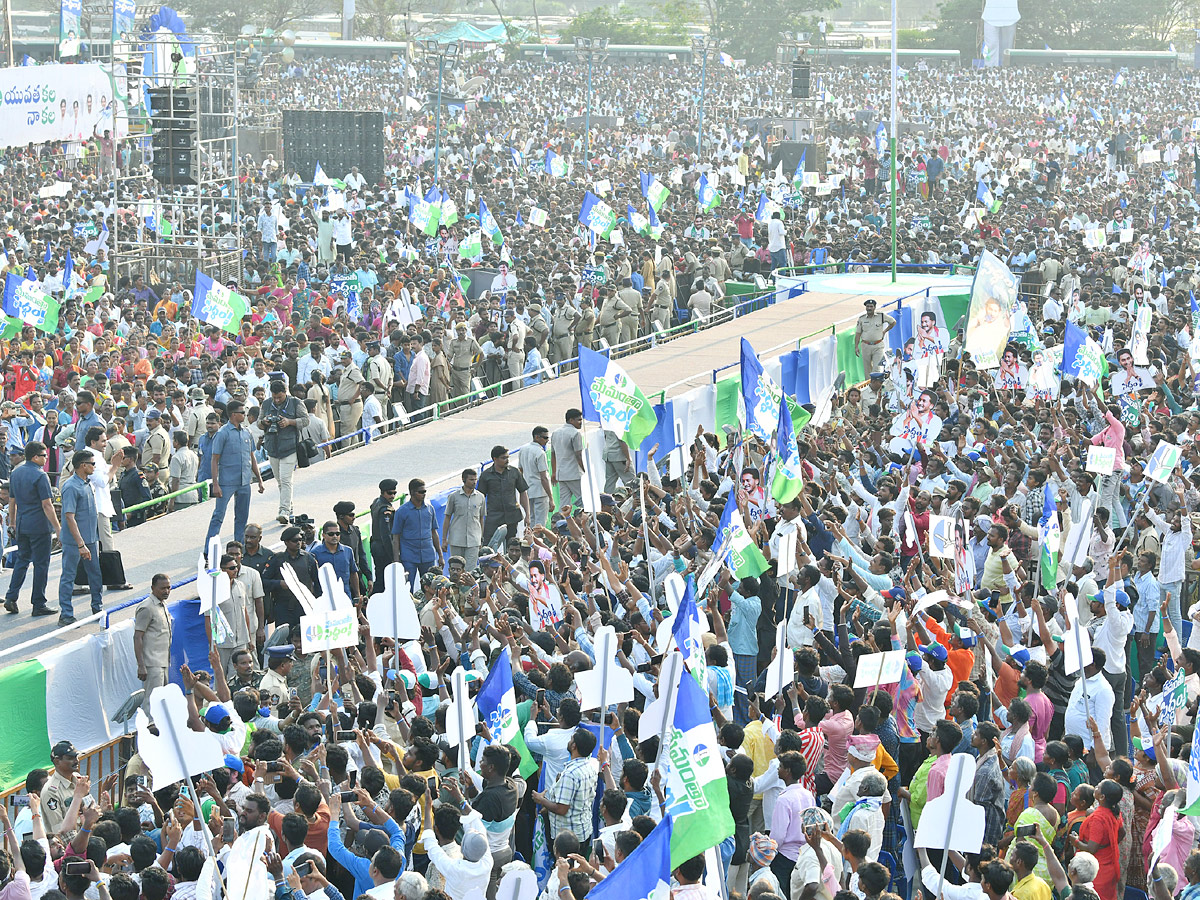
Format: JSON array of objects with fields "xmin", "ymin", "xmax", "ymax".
[{"xmin": 1010, "ymin": 839, "xmax": 1053, "ymax": 900}]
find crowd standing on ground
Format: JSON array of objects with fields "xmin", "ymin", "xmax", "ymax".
[{"xmin": 7, "ymin": 51, "xmax": 1200, "ymax": 900}]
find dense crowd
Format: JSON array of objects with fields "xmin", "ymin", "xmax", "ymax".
[{"xmin": 6, "ymin": 47, "xmax": 1200, "ymax": 900}]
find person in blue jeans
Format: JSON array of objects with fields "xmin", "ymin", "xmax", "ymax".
[
  {"xmin": 58, "ymin": 449, "xmax": 103, "ymax": 626},
  {"xmin": 5, "ymin": 441, "xmax": 59, "ymax": 617},
  {"xmin": 390, "ymin": 477, "xmax": 443, "ymax": 592},
  {"xmin": 205, "ymin": 401, "xmax": 265, "ymax": 549}
]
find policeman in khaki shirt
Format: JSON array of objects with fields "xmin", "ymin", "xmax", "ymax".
[
  {"xmin": 448, "ymin": 322, "xmax": 482, "ymax": 401},
  {"xmin": 854, "ymin": 298, "xmax": 896, "ymax": 376},
  {"xmin": 134, "ymin": 574, "xmax": 174, "ymax": 714},
  {"xmin": 575, "ymin": 298, "xmax": 596, "ymax": 350},
  {"xmin": 550, "ymin": 294, "xmax": 578, "ymax": 363},
  {"xmin": 41, "ymin": 740, "xmax": 95, "ymax": 835}
]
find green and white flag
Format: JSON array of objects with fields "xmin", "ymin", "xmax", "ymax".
[
  {"xmin": 458, "ymin": 231, "xmax": 482, "ymax": 260},
  {"xmin": 578, "ymin": 346, "xmax": 658, "ymax": 450},
  {"xmin": 3, "ymin": 276, "xmax": 60, "ymax": 334},
  {"xmin": 440, "ymin": 192, "xmax": 459, "ymax": 227},
  {"xmin": 529, "ymin": 207, "xmax": 548, "ymax": 228},
  {"xmin": 770, "ymin": 397, "xmax": 804, "ymax": 504},
  {"xmin": 661, "ymin": 653, "xmax": 736, "ymax": 868},
  {"xmin": 191, "ymin": 272, "xmax": 251, "ymax": 336},
  {"xmin": 1037, "ymin": 484, "xmax": 1059, "ymax": 591},
  {"xmin": 579, "ymin": 193, "xmax": 618, "ymax": 240},
  {"xmin": 480, "ymin": 200, "xmax": 504, "ymax": 246},
  {"xmin": 641, "ymin": 172, "xmax": 670, "ymax": 212},
  {"xmin": 696, "ymin": 174, "xmax": 720, "ymax": 212},
  {"xmin": 716, "ymin": 491, "xmax": 769, "ymax": 578}
]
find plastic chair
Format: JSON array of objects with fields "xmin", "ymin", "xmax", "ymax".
[{"xmin": 811, "ymin": 247, "xmax": 829, "ymax": 266}]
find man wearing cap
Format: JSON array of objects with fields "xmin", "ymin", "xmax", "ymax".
[
  {"xmin": 854, "ymin": 300, "xmax": 895, "ymax": 378},
  {"xmin": 362, "ymin": 342, "xmax": 393, "ymax": 430},
  {"xmin": 333, "ymin": 501, "xmax": 370, "ymax": 595},
  {"xmin": 264, "ymin": 525, "xmax": 321, "ymax": 629},
  {"xmin": 259, "ymin": 645, "xmax": 295, "ymax": 706},
  {"xmin": 183, "ymin": 386, "xmax": 215, "ymax": 447},
  {"xmin": 41, "ymin": 740, "xmax": 93, "ymax": 835},
  {"xmin": 134, "ymin": 573, "xmax": 174, "ymax": 715},
  {"xmin": 448, "ymin": 323, "xmax": 481, "ymax": 406},
  {"xmin": 260, "ymin": 380, "xmax": 309, "ymax": 524},
  {"xmin": 5, "ymin": 441, "xmax": 59, "ymax": 617},
  {"xmin": 369, "ymin": 480, "xmax": 398, "ymax": 585},
  {"xmin": 206, "ymin": 400, "xmax": 266, "ymax": 548},
  {"xmin": 140, "ymin": 409, "xmax": 170, "ymax": 487}
]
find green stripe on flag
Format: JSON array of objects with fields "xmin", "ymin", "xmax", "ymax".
[
  {"xmin": 836, "ymin": 328, "xmax": 866, "ymax": 384},
  {"xmin": 0, "ymin": 661, "xmax": 51, "ymax": 791},
  {"xmin": 937, "ymin": 293, "xmax": 971, "ymax": 332},
  {"xmin": 513, "ymin": 699, "xmax": 541, "ymax": 778},
  {"xmin": 714, "ymin": 378, "xmax": 740, "ymax": 443}
]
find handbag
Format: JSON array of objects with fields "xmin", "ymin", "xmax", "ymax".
[
  {"xmin": 296, "ymin": 438, "xmax": 316, "ymax": 467},
  {"xmin": 75, "ymin": 549, "xmax": 127, "ymax": 588}
]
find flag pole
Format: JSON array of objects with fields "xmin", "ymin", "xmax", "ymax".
[
  {"xmin": 889, "ymin": 0, "xmax": 898, "ymax": 284},
  {"xmin": 639, "ymin": 475, "xmax": 656, "ymax": 602}
]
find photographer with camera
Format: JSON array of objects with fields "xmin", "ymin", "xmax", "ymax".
[{"xmin": 259, "ymin": 380, "xmax": 310, "ymax": 525}]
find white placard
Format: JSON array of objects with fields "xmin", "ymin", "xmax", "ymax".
[
  {"xmin": 914, "ymin": 754, "xmax": 985, "ymax": 853},
  {"xmin": 366, "ymin": 562, "xmax": 420, "ymax": 640},
  {"xmin": 1147, "ymin": 441, "xmax": 1182, "ymax": 484},
  {"xmin": 764, "ymin": 621, "xmax": 793, "ymax": 699},
  {"xmin": 300, "ymin": 608, "xmax": 358, "ymax": 654},
  {"xmin": 1086, "ymin": 446, "xmax": 1117, "ymax": 475},
  {"xmin": 928, "ymin": 515, "xmax": 956, "ymax": 559},
  {"xmin": 853, "ymin": 650, "xmax": 907, "ymax": 689}
]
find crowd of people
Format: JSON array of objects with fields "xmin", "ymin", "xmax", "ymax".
[{"xmin": 6, "ymin": 42, "xmax": 1200, "ymax": 900}]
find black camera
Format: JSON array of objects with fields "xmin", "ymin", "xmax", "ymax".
[{"xmin": 262, "ymin": 414, "xmax": 283, "ymax": 434}]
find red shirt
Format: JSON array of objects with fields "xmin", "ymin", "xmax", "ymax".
[
  {"xmin": 11, "ymin": 366, "xmax": 37, "ymax": 401},
  {"xmin": 1079, "ymin": 805, "xmax": 1122, "ymax": 900}
]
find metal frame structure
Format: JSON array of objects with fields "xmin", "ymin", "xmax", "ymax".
[
  {"xmin": 422, "ymin": 38, "xmax": 460, "ymax": 188},
  {"xmin": 110, "ymin": 36, "xmax": 241, "ymax": 288},
  {"xmin": 573, "ymin": 36, "xmax": 607, "ymax": 169}
]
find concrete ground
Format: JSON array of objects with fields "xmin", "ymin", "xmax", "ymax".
[{"xmin": 0, "ymin": 284, "xmax": 879, "ymax": 660}]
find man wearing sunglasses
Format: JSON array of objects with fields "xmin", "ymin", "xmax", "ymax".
[
  {"xmin": 391, "ymin": 477, "xmax": 443, "ymax": 593},
  {"xmin": 312, "ymin": 519, "xmax": 362, "ymax": 605},
  {"xmin": 262, "ymin": 525, "xmax": 321, "ymax": 630}
]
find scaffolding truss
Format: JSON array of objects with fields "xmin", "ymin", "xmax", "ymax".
[{"xmin": 109, "ymin": 35, "xmax": 241, "ymax": 289}]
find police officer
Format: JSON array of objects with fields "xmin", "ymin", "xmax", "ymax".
[
  {"xmin": 448, "ymin": 321, "xmax": 481, "ymax": 402},
  {"xmin": 550, "ymin": 292, "xmax": 578, "ymax": 364},
  {"xmin": 574, "ymin": 296, "xmax": 596, "ymax": 351},
  {"xmin": 258, "ymin": 645, "xmax": 295, "ymax": 706},
  {"xmin": 617, "ymin": 277, "xmax": 643, "ymax": 344},
  {"xmin": 598, "ymin": 287, "xmax": 632, "ymax": 348},
  {"xmin": 527, "ymin": 302, "xmax": 550, "ymax": 357},
  {"xmin": 362, "ymin": 341, "xmax": 394, "ymax": 427},
  {"xmin": 41, "ymin": 741, "xmax": 94, "ymax": 834}
]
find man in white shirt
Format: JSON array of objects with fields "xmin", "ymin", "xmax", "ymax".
[
  {"xmin": 767, "ymin": 211, "xmax": 788, "ymax": 270},
  {"xmin": 1063, "ymin": 649, "xmax": 1115, "ymax": 751},
  {"xmin": 1087, "ymin": 588, "xmax": 1133, "ymax": 756}
]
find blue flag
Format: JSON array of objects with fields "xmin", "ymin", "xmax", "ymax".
[
  {"xmin": 1061, "ymin": 320, "xmax": 1103, "ymax": 384},
  {"xmin": 42, "ymin": 244, "xmax": 52, "ymax": 264},
  {"xmin": 740, "ymin": 337, "xmax": 780, "ymax": 441},
  {"xmin": 792, "ymin": 148, "xmax": 807, "ymax": 187},
  {"xmin": 474, "ymin": 647, "xmax": 537, "ymax": 777},
  {"xmin": 587, "ymin": 817, "xmax": 672, "ymax": 900},
  {"xmin": 516, "ymin": 211, "xmax": 525, "ymax": 227},
  {"xmin": 62, "ymin": 249, "xmax": 73, "ymax": 298},
  {"xmin": 670, "ymin": 578, "xmax": 706, "ymax": 681}
]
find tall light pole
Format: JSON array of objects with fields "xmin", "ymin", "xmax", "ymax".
[
  {"xmin": 422, "ymin": 39, "xmax": 460, "ymax": 188},
  {"xmin": 574, "ymin": 37, "xmax": 607, "ymax": 170},
  {"xmin": 691, "ymin": 36, "xmax": 712, "ymax": 160},
  {"xmin": 889, "ymin": 0, "xmax": 898, "ymax": 283}
]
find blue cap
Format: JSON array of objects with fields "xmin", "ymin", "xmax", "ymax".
[
  {"xmin": 224, "ymin": 754, "xmax": 244, "ymax": 773},
  {"xmin": 202, "ymin": 704, "xmax": 232, "ymax": 731},
  {"xmin": 906, "ymin": 651, "xmax": 923, "ymax": 673},
  {"xmin": 919, "ymin": 643, "xmax": 948, "ymax": 662},
  {"xmin": 266, "ymin": 646, "xmax": 295, "ymax": 659},
  {"xmin": 1010, "ymin": 647, "xmax": 1031, "ymax": 668},
  {"xmin": 1113, "ymin": 590, "xmax": 1131, "ymax": 608}
]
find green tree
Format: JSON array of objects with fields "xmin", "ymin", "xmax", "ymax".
[
  {"xmin": 559, "ymin": 8, "xmax": 689, "ymax": 44},
  {"xmin": 710, "ymin": 0, "xmax": 839, "ymax": 64}
]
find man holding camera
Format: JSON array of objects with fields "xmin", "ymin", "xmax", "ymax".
[{"xmin": 259, "ymin": 380, "xmax": 310, "ymax": 524}]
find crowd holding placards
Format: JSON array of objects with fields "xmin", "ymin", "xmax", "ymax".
[{"xmin": 6, "ymin": 49, "xmax": 1200, "ymax": 900}]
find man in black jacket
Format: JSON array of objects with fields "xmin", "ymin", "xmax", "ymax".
[
  {"xmin": 369, "ymin": 478, "xmax": 397, "ymax": 588},
  {"xmin": 259, "ymin": 380, "xmax": 310, "ymax": 525},
  {"xmin": 261, "ymin": 524, "xmax": 321, "ymax": 629}
]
